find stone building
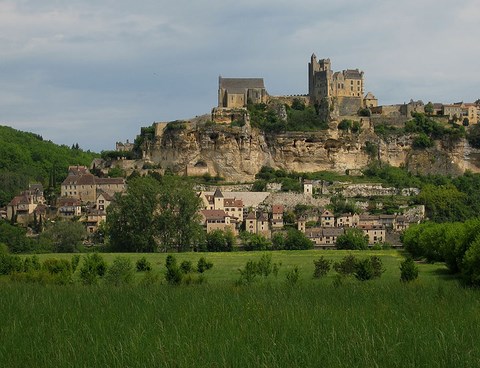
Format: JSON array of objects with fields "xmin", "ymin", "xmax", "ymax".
[
  {"xmin": 218, "ymin": 76, "xmax": 267, "ymax": 108},
  {"xmin": 308, "ymin": 54, "xmax": 367, "ymax": 116}
]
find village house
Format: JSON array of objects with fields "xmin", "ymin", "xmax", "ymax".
[
  {"xmin": 271, "ymin": 205, "xmax": 284, "ymax": 229},
  {"xmin": 56, "ymin": 197, "xmax": 82, "ymax": 218},
  {"xmin": 61, "ymin": 166, "xmax": 125, "ymax": 204},
  {"xmin": 320, "ymin": 209, "xmax": 335, "ymax": 227},
  {"xmin": 198, "ymin": 189, "xmax": 244, "ymax": 228},
  {"xmin": 336, "ymin": 212, "xmax": 359, "ymax": 228},
  {"xmin": 358, "ymin": 224, "xmax": 386, "ymax": 244},
  {"xmin": 199, "ymin": 209, "xmax": 237, "ymax": 235},
  {"xmin": 6, "ymin": 183, "xmax": 45, "ymax": 224},
  {"xmin": 96, "ymin": 190, "xmax": 115, "ymax": 212},
  {"xmin": 305, "ymin": 227, "xmax": 345, "ymax": 248},
  {"xmin": 85, "ymin": 209, "xmax": 107, "ymax": 234}
]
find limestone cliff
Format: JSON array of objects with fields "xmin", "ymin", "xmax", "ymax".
[{"xmin": 140, "ymin": 120, "xmax": 480, "ymax": 182}]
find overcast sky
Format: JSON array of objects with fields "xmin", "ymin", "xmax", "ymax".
[{"xmin": 1, "ymin": 0, "xmax": 479, "ymax": 152}]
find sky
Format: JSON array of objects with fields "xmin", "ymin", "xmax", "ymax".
[{"xmin": 1, "ymin": 0, "xmax": 479, "ymax": 152}]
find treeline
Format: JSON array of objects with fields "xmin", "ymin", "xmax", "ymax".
[
  {"xmin": 0, "ymin": 125, "xmax": 98, "ymax": 206},
  {"xmin": 402, "ymin": 219, "xmax": 480, "ymax": 286}
]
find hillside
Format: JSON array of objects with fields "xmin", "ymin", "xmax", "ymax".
[{"xmin": 0, "ymin": 125, "xmax": 99, "ymax": 206}]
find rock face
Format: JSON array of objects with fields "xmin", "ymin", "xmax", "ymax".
[{"xmin": 142, "ymin": 120, "xmax": 480, "ymax": 182}]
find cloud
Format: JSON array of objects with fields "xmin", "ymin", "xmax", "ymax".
[{"xmin": 1, "ymin": 0, "xmax": 479, "ymax": 151}]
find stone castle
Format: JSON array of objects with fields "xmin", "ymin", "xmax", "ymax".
[
  {"xmin": 308, "ymin": 54, "xmax": 377, "ymax": 115},
  {"xmin": 214, "ymin": 53, "xmax": 377, "ymax": 120}
]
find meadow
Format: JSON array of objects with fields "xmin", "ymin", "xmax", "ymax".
[{"xmin": 1, "ymin": 250, "xmax": 479, "ymax": 367}]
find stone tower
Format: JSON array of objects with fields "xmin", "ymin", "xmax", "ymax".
[{"xmin": 308, "ymin": 54, "xmax": 365, "ymax": 116}]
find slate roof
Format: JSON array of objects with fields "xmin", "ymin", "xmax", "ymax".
[
  {"xmin": 219, "ymin": 77, "xmax": 265, "ymax": 90},
  {"xmin": 344, "ymin": 69, "xmax": 363, "ymax": 79}
]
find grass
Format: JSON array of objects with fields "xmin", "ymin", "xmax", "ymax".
[{"xmin": 1, "ymin": 250, "xmax": 479, "ymax": 367}]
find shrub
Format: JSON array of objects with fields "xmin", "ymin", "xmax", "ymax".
[
  {"xmin": 237, "ymin": 260, "xmax": 258, "ymax": 285},
  {"xmin": 180, "ymin": 260, "xmax": 194, "ymax": 274},
  {"xmin": 338, "ymin": 119, "xmax": 352, "ymax": 131},
  {"xmin": 0, "ymin": 242, "xmax": 8, "ymax": 254},
  {"xmin": 79, "ymin": 254, "xmax": 107, "ymax": 285},
  {"xmin": 354, "ymin": 258, "xmax": 375, "ymax": 281},
  {"xmin": 313, "ymin": 256, "xmax": 331, "ymax": 278},
  {"xmin": 333, "ymin": 254, "xmax": 357, "ymax": 276},
  {"xmin": 136, "ymin": 257, "xmax": 152, "ymax": 272},
  {"xmin": 370, "ymin": 256, "xmax": 385, "ymax": 278},
  {"xmin": 285, "ymin": 266, "xmax": 300, "ymax": 285},
  {"xmin": 197, "ymin": 257, "xmax": 213, "ymax": 273},
  {"xmin": 400, "ymin": 257, "xmax": 419, "ymax": 283},
  {"xmin": 165, "ymin": 255, "xmax": 182, "ymax": 285},
  {"xmin": 256, "ymin": 254, "xmax": 273, "ymax": 277},
  {"xmin": 105, "ymin": 257, "xmax": 135, "ymax": 286},
  {"xmin": 42, "ymin": 258, "xmax": 72, "ymax": 274},
  {"xmin": 0, "ymin": 254, "xmax": 23, "ymax": 275},
  {"xmin": 461, "ymin": 236, "xmax": 480, "ymax": 287}
]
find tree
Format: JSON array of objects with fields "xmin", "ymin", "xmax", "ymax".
[
  {"xmin": 155, "ymin": 176, "xmax": 203, "ymax": 251},
  {"xmin": 107, "ymin": 176, "xmax": 161, "ymax": 252},
  {"xmin": 424, "ymin": 102, "xmax": 434, "ymax": 115},
  {"xmin": 43, "ymin": 221, "xmax": 85, "ymax": 253},
  {"xmin": 242, "ymin": 232, "xmax": 271, "ymax": 251},
  {"xmin": 204, "ymin": 229, "xmax": 234, "ymax": 252},
  {"xmin": 336, "ymin": 228, "xmax": 368, "ymax": 250},
  {"xmin": 107, "ymin": 176, "xmax": 203, "ymax": 252},
  {"xmin": 284, "ymin": 229, "xmax": 313, "ymax": 250}
]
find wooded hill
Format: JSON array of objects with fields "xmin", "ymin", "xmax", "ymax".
[{"xmin": 0, "ymin": 125, "xmax": 98, "ymax": 206}]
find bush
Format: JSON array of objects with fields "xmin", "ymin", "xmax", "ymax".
[
  {"xmin": 333, "ymin": 254, "xmax": 357, "ymax": 276},
  {"xmin": 79, "ymin": 254, "xmax": 107, "ymax": 285},
  {"xmin": 354, "ymin": 258, "xmax": 375, "ymax": 281},
  {"xmin": 180, "ymin": 260, "xmax": 194, "ymax": 274},
  {"xmin": 136, "ymin": 257, "xmax": 152, "ymax": 272},
  {"xmin": 313, "ymin": 256, "xmax": 331, "ymax": 278},
  {"xmin": 197, "ymin": 257, "xmax": 213, "ymax": 273},
  {"xmin": 165, "ymin": 255, "xmax": 182, "ymax": 285},
  {"xmin": 256, "ymin": 254, "xmax": 273, "ymax": 277},
  {"xmin": 42, "ymin": 258, "xmax": 72, "ymax": 274},
  {"xmin": 105, "ymin": 257, "xmax": 135, "ymax": 286},
  {"xmin": 370, "ymin": 256, "xmax": 385, "ymax": 278},
  {"xmin": 0, "ymin": 254, "xmax": 23, "ymax": 275},
  {"xmin": 400, "ymin": 257, "xmax": 419, "ymax": 283},
  {"xmin": 237, "ymin": 260, "xmax": 258, "ymax": 285},
  {"xmin": 461, "ymin": 236, "xmax": 480, "ymax": 287},
  {"xmin": 285, "ymin": 266, "xmax": 300, "ymax": 285}
]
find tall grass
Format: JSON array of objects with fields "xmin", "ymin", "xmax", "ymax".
[{"xmin": 1, "ymin": 281, "xmax": 479, "ymax": 367}]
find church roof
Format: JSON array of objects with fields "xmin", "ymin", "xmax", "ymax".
[
  {"xmin": 219, "ymin": 77, "xmax": 265, "ymax": 90},
  {"xmin": 213, "ymin": 188, "xmax": 224, "ymax": 198}
]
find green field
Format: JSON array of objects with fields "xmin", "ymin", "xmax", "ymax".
[{"xmin": 1, "ymin": 250, "xmax": 479, "ymax": 367}]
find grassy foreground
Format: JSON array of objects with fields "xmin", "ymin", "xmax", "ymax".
[{"xmin": 1, "ymin": 250, "xmax": 480, "ymax": 367}]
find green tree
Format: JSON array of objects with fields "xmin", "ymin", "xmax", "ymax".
[
  {"xmin": 336, "ymin": 228, "xmax": 368, "ymax": 250},
  {"xmin": 155, "ymin": 176, "xmax": 203, "ymax": 251},
  {"xmin": 43, "ymin": 221, "xmax": 85, "ymax": 253},
  {"xmin": 284, "ymin": 229, "xmax": 313, "ymax": 250},
  {"xmin": 107, "ymin": 176, "xmax": 161, "ymax": 252},
  {"xmin": 204, "ymin": 229, "xmax": 234, "ymax": 252},
  {"xmin": 424, "ymin": 102, "xmax": 434, "ymax": 115}
]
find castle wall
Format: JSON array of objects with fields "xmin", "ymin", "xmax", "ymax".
[{"xmin": 337, "ymin": 96, "xmax": 363, "ymax": 116}]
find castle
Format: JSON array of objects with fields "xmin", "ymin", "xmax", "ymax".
[
  {"xmin": 308, "ymin": 54, "xmax": 377, "ymax": 115},
  {"xmin": 215, "ymin": 54, "xmax": 376, "ymax": 119}
]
